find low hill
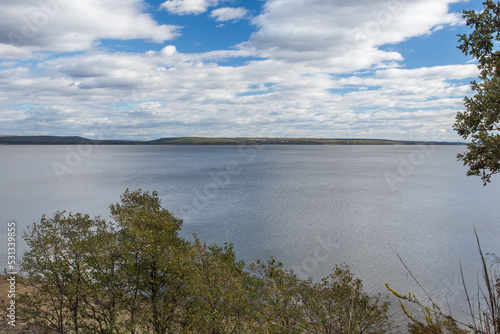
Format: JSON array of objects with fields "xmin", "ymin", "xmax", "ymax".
[
  {"xmin": 0, "ymin": 136, "xmax": 140, "ymax": 145},
  {"xmin": 0, "ymin": 135, "xmax": 465, "ymax": 145},
  {"xmin": 0, "ymin": 136, "xmax": 93, "ymax": 145},
  {"xmin": 146, "ymin": 137, "xmax": 463, "ymax": 145}
]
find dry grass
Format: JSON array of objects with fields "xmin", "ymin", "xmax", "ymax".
[{"xmin": 0, "ymin": 274, "xmax": 33, "ymax": 333}]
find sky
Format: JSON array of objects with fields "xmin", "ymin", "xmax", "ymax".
[{"xmin": 0, "ymin": 0, "xmax": 486, "ymax": 141}]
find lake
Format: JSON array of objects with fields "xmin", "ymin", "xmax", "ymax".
[{"xmin": 1, "ymin": 144, "xmax": 499, "ymax": 322}]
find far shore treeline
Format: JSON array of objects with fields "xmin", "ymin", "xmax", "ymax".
[{"xmin": 0, "ymin": 135, "xmax": 465, "ymax": 145}]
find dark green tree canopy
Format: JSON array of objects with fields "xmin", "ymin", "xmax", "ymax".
[{"xmin": 454, "ymin": 0, "xmax": 500, "ymax": 184}]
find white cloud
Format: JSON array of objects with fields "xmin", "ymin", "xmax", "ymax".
[
  {"xmin": 160, "ymin": 0, "xmax": 220, "ymax": 15},
  {"xmin": 0, "ymin": 0, "xmax": 179, "ymax": 58},
  {"xmin": 160, "ymin": 45, "xmax": 178, "ymax": 57},
  {"xmin": 0, "ymin": 44, "xmax": 478, "ymax": 140},
  {"xmin": 0, "ymin": 0, "xmax": 480, "ymax": 141},
  {"xmin": 0, "ymin": 43, "xmax": 32, "ymax": 59},
  {"xmin": 243, "ymin": 0, "xmax": 462, "ymax": 71},
  {"xmin": 210, "ymin": 7, "xmax": 248, "ymax": 21}
]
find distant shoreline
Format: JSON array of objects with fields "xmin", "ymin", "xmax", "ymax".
[{"xmin": 0, "ymin": 135, "xmax": 466, "ymax": 146}]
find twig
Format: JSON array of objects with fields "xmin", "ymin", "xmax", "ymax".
[
  {"xmin": 389, "ymin": 245, "xmax": 441, "ymax": 312},
  {"xmin": 389, "ymin": 244, "xmax": 476, "ymax": 332},
  {"xmin": 475, "ymin": 226, "xmax": 499, "ymax": 333},
  {"xmin": 461, "ymin": 262, "xmax": 478, "ymax": 330}
]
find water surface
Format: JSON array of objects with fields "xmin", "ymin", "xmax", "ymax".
[{"xmin": 1, "ymin": 144, "xmax": 499, "ymax": 321}]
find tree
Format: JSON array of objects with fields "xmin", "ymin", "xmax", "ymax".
[
  {"xmin": 78, "ymin": 221, "xmax": 125, "ymax": 334},
  {"xmin": 250, "ymin": 260, "xmax": 394, "ymax": 333},
  {"xmin": 249, "ymin": 258, "xmax": 306, "ymax": 333},
  {"xmin": 186, "ymin": 237, "xmax": 260, "ymax": 333},
  {"xmin": 454, "ymin": 0, "xmax": 500, "ymax": 185},
  {"xmin": 18, "ymin": 212, "xmax": 106, "ymax": 333},
  {"xmin": 110, "ymin": 189, "xmax": 191, "ymax": 334},
  {"xmin": 18, "ymin": 190, "xmax": 193, "ymax": 334},
  {"xmin": 299, "ymin": 265, "xmax": 393, "ymax": 334}
]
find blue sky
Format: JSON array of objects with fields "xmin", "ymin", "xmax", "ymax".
[{"xmin": 0, "ymin": 0, "xmax": 487, "ymax": 140}]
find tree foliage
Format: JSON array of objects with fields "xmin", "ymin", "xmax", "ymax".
[
  {"xmin": 249, "ymin": 259, "xmax": 394, "ymax": 334},
  {"xmin": 110, "ymin": 189, "xmax": 190, "ymax": 333},
  {"xmin": 185, "ymin": 238, "xmax": 260, "ymax": 333},
  {"xmin": 16, "ymin": 189, "xmax": 394, "ymax": 333},
  {"xmin": 454, "ymin": 0, "xmax": 500, "ymax": 184},
  {"xmin": 18, "ymin": 212, "xmax": 109, "ymax": 333},
  {"xmin": 300, "ymin": 265, "xmax": 392, "ymax": 334}
]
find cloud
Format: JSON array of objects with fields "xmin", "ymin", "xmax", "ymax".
[
  {"xmin": 210, "ymin": 7, "xmax": 248, "ymax": 21},
  {"xmin": 0, "ymin": 43, "xmax": 477, "ymax": 140},
  {"xmin": 0, "ymin": 43, "xmax": 32, "ymax": 59},
  {"xmin": 0, "ymin": 0, "xmax": 179, "ymax": 58},
  {"xmin": 0, "ymin": 0, "xmax": 479, "ymax": 141},
  {"xmin": 243, "ymin": 0, "xmax": 462, "ymax": 71},
  {"xmin": 161, "ymin": 0, "xmax": 220, "ymax": 15}
]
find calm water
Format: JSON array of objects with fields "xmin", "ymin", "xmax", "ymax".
[{"xmin": 1, "ymin": 144, "xmax": 499, "ymax": 321}]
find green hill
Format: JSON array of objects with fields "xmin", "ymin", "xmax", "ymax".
[
  {"xmin": 146, "ymin": 137, "xmax": 463, "ymax": 145},
  {"xmin": 0, "ymin": 136, "xmax": 140, "ymax": 145},
  {"xmin": 0, "ymin": 135, "xmax": 465, "ymax": 145}
]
